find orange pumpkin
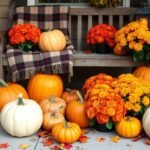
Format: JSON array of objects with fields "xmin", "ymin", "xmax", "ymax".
[
  {"xmin": 27, "ymin": 74, "xmax": 63, "ymax": 103},
  {"xmin": 62, "ymin": 89, "xmax": 80, "ymax": 104},
  {"xmin": 66, "ymin": 91, "xmax": 89, "ymax": 128},
  {"xmin": 52, "ymin": 121, "xmax": 81, "ymax": 144},
  {"xmin": 0, "ymin": 79, "xmax": 28, "ymax": 111},
  {"xmin": 113, "ymin": 45, "xmax": 127, "ymax": 56},
  {"xmin": 133, "ymin": 66, "xmax": 150, "ymax": 83},
  {"xmin": 115, "ymin": 116, "xmax": 142, "ymax": 138},
  {"xmin": 39, "ymin": 96, "xmax": 66, "ymax": 115}
]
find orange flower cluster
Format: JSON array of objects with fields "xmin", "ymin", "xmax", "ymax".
[
  {"xmin": 86, "ymin": 24, "xmax": 117, "ymax": 48},
  {"xmin": 83, "ymin": 73, "xmax": 126, "ymax": 125},
  {"xmin": 8, "ymin": 23, "xmax": 41, "ymax": 45}
]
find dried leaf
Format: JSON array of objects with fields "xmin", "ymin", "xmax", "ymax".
[
  {"xmin": 145, "ymin": 138, "xmax": 150, "ymax": 145},
  {"xmin": 0, "ymin": 143, "xmax": 9, "ymax": 149},
  {"xmin": 61, "ymin": 143, "xmax": 73, "ymax": 150},
  {"xmin": 78, "ymin": 135, "xmax": 89, "ymax": 143},
  {"xmin": 43, "ymin": 137, "xmax": 53, "ymax": 146},
  {"xmin": 81, "ymin": 129, "xmax": 89, "ymax": 135},
  {"xmin": 132, "ymin": 133, "xmax": 145, "ymax": 142},
  {"xmin": 37, "ymin": 131, "xmax": 50, "ymax": 138},
  {"xmin": 97, "ymin": 137, "xmax": 105, "ymax": 142},
  {"xmin": 20, "ymin": 144, "xmax": 29, "ymax": 149},
  {"xmin": 50, "ymin": 144, "xmax": 60, "ymax": 150},
  {"xmin": 111, "ymin": 136, "xmax": 120, "ymax": 143}
]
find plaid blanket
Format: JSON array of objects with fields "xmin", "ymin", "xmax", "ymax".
[{"xmin": 6, "ymin": 5, "xmax": 74, "ymax": 82}]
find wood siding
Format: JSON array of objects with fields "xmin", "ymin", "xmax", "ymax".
[{"xmin": 0, "ymin": 0, "xmax": 12, "ymax": 33}]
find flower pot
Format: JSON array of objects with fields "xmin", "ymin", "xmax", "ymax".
[
  {"xmin": 90, "ymin": 43, "xmax": 112, "ymax": 54},
  {"xmin": 94, "ymin": 122, "xmax": 114, "ymax": 132}
]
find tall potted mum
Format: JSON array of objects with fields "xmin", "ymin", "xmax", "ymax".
[{"xmin": 83, "ymin": 73, "xmax": 126, "ymax": 131}]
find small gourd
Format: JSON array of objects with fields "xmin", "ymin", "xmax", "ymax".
[
  {"xmin": 62, "ymin": 89, "xmax": 80, "ymax": 104},
  {"xmin": 115, "ymin": 116, "xmax": 142, "ymax": 138},
  {"xmin": 42, "ymin": 111, "xmax": 65, "ymax": 131},
  {"xmin": 39, "ymin": 96, "xmax": 66, "ymax": 115},
  {"xmin": 52, "ymin": 121, "xmax": 81, "ymax": 144}
]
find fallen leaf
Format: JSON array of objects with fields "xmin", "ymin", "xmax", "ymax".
[
  {"xmin": 50, "ymin": 144, "xmax": 60, "ymax": 150},
  {"xmin": 145, "ymin": 138, "xmax": 150, "ymax": 145},
  {"xmin": 61, "ymin": 143, "xmax": 73, "ymax": 150},
  {"xmin": 132, "ymin": 133, "xmax": 145, "ymax": 142},
  {"xmin": 111, "ymin": 136, "xmax": 120, "ymax": 143},
  {"xmin": 37, "ymin": 130, "xmax": 51, "ymax": 138},
  {"xmin": 20, "ymin": 144, "xmax": 29, "ymax": 149},
  {"xmin": 0, "ymin": 143, "xmax": 9, "ymax": 148},
  {"xmin": 81, "ymin": 129, "xmax": 89, "ymax": 135},
  {"xmin": 43, "ymin": 137, "xmax": 53, "ymax": 146},
  {"xmin": 97, "ymin": 137, "xmax": 105, "ymax": 142},
  {"xmin": 78, "ymin": 135, "xmax": 89, "ymax": 143}
]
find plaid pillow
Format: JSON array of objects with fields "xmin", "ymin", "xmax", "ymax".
[{"xmin": 6, "ymin": 5, "xmax": 74, "ymax": 82}]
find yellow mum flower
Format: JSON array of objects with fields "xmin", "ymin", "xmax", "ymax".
[
  {"xmin": 125, "ymin": 101, "xmax": 134, "ymax": 111},
  {"xmin": 133, "ymin": 43, "xmax": 143, "ymax": 52},
  {"xmin": 133, "ymin": 103, "xmax": 141, "ymax": 112},
  {"xmin": 128, "ymin": 94, "xmax": 140, "ymax": 104},
  {"xmin": 142, "ymin": 96, "xmax": 150, "ymax": 106}
]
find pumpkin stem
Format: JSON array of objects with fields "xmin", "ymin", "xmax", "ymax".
[
  {"xmin": 49, "ymin": 96, "xmax": 56, "ymax": 102},
  {"xmin": 76, "ymin": 91, "xmax": 84, "ymax": 103},
  {"xmin": 66, "ymin": 88, "xmax": 72, "ymax": 92},
  {"xmin": 18, "ymin": 93, "xmax": 24, "ymax": 105},
  {"xmin": 64, "ymin": 120, "xmax": 69, "ymax": 128},
  {"xmin": 126, "ymin": 116, "xmax": 131, "ymax": 122},
  {"xmin": 0, "ymin": 79, "xmax": 8, "ymax": 87}
]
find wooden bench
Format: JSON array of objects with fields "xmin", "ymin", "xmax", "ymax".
[{"xmin": 0, "ymin": 3, "xmax": 149, "ymax": 80}]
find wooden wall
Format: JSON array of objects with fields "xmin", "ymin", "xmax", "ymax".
[{"xmin": 0, "ymin": 0, "xmax": 12, "ymax": 40}]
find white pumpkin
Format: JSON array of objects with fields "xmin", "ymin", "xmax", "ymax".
[
  {"xmin": 0, "ymin": 95, "xmax": 43, "ymax": 137},
  {"xmin": 143, "ymin": 107, "xmax": 150, "ymax": 137}
]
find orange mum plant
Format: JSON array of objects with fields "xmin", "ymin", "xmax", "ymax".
[
  {"xmin": 8, "ymin": 23, "xmax": 41, "ymax": 51},
  {"xmin": 83, "ymin": 74, "xmax": 126, "ymax": 130}
]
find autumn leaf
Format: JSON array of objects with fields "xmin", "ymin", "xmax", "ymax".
[
  {"xmin": 97, "ymin": 137, "xmax": 105, "ymax": 142},
  {"xmin": 81, "ymin": 129, "xmax": 89, "ymax": 135},
  {"xmin": 111, "ymin": 136, "xmax": 120, "ymax": 143},
  {"xmin": 145, "ymin": 138, "xmax": 150, "ymax": 145},
  {"xmin": 61, "ymin": 143, "xmax": 73, "ymax": 150},
  {"xmin": 0, "ymin": 143, "xmax": 9, "ymax": 149},
  {"xmin": 43, "ymin": 137, "xmax": 53, "ymax": 146},
  {"xmin": 132, "ymin": 133, "xmax": 145, "ymax": 142},
  {"xmin": 37, "ymin": 130, "xmax": 51, "ymax": 138},
  {"xmin": 78, "ymin": 135, "xmax": 89, "ymax": 143},
  {"xmin": 20, "ymin": 144, "xmax": 29, "ymax": 149}
]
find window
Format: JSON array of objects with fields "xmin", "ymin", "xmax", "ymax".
[{"xmin": 36, "ymin": 0, "xmax": 89, "ymax": 7}]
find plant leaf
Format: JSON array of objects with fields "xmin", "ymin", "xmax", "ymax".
[
  {"xmin": 132, "ymin": 51, "xmax": 144, "ymax": 62},
  {"xmin": 106, "ymin": 121, "xmax": 113, "ymax": 130},
  {"xmin": 89, "ymin": 119, "xmax": 95, "ymax": 126}
]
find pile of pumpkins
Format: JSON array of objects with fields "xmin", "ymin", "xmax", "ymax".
[
  {"xmin": 0, "ymin": 65, "xmax": 150, "ymax": 144},
  {"xmin": 0, "ymin": 74, "xmax": 88, "ymax": 144}
]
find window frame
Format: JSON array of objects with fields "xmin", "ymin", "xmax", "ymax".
[{"xmin": 35, "ymin": 0, "xmax": 90, "ymax": 7}]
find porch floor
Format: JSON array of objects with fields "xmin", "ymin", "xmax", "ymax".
[{"xmin": 0, "ymin": 124, "xmax": 149, "ymax": 150}]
